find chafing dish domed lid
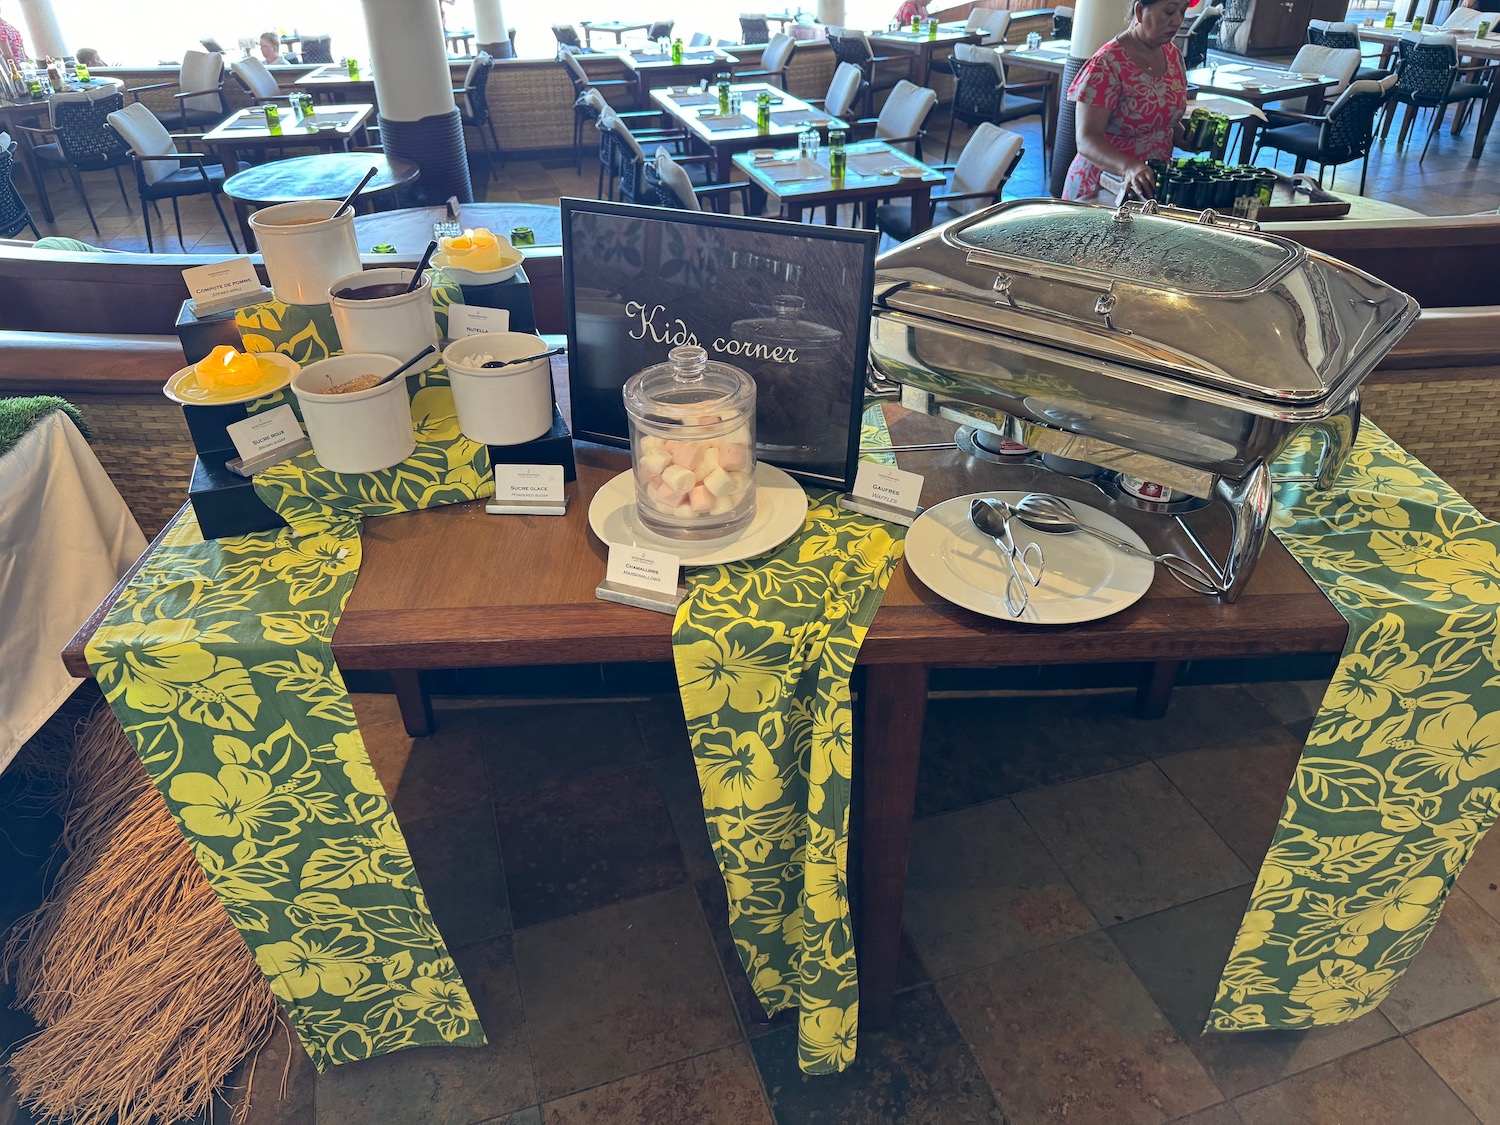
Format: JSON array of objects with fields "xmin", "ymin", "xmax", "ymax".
[{"xmin": 874, "ymin": 198, "xmax": 1420, "ymax": 408}]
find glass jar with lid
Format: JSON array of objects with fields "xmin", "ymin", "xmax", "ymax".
[{"xmin": 623, "ymin": 345, "xmax": 757, "ymax": 539}]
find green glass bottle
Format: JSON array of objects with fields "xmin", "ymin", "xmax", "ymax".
[
  {"xmin": 756, "ymin": 90, "xmax": 771, "ymax": 132},
  {"xmin": 828, "ymin": 127, "xmax": 846, "ymax": 181},
  {"xmin": 717, "ymin": 71, "xmax": 731, "ymax": 114},
  {"xmin": 671, "ymin": 37, "xmax": 684, "ymax": 64}
]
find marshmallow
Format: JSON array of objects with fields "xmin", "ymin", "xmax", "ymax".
[
  {"xmin": 639, "ymin": 450, "xmax": 672, "ymax": 477},
  {"xmin": 718, "ymin": 442, "xmax": 749, "ymax": 472},
  {"xmin": 702, "ymin": 466, "xmax": 736, "ymax": 498},
  {"xmin": 661, "ymin": 464, "xmax": 696, "ymax": 497},
  {"xmin": 689, "ymin": 484, "xmax": 714, "ymax": 512}
]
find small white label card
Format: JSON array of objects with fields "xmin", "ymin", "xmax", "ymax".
[
  {"xmin": 182, "ymin": 256, "xmax": 262, "ymax": 307},
  {"xmin": 853, "ymin": 461, "xmax": 924, "ymax": 513},
  {"xmin": 606, "ymin": 543, "xmax": 681, "ymax": 598},
  {"xmin": 493, "ymin": 463, "xmax": 564, "ymax": 504},
  {"xmin": 226, "ymin": 404, "xmax": 305, "ymax": 463},
  {"xmin": 448, "ymin": 303, "xmax": 510, "ymax": 337}
]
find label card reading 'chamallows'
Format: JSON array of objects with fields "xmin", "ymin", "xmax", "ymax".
[
  {"xmin": 448, "ymin": 304, "xmax": 510, "ymax": 337},
  {"xmin": 606, "ymin": 543, "xmax": 681, "ymax": 598}
]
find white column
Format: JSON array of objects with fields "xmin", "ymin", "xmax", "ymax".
[
  {"xmin": 1070, "ymin": 0, "xmax": 1131, "ymax": 61},
  {"xmin": 474, "ymin": 0, "xmax": 508, "ymax": 50},
  {"xmin": 818, "ymin": 0, "xmax": 847, "ymax": 28},
  {"xmin": 17, "ymin": 0, "xmax": 67, "ymax": 59},
  {"xmin": 363, "ymin": 0, "xmax": 455, "ymax": 120}
]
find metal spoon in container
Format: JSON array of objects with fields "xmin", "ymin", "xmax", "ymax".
[
  {"xmin": 969, "ymin": 498, "xmax": 1044, "ymax": 617},
  {"xmin": 1012, "ymin": 493, "xmax": 1221, "ymax": 595}
]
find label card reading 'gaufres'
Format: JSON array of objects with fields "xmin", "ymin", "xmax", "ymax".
[
  {"xmin": 852, "ymin": 461, "xmax": 924, "ymax": 514},
  {"xmin": 605, "ymin": 543, "xmax": 681, "ymax": 597},
  {"xmin": 225, "ymin": 404, "xmax": 305, "ymax": 463},
  {"xmin": 493, "ymin": 463, "xmax": 564, "ymax": 504},
  {"xmin": 448, "ymin": 304, "xmax": 510, "ymax": 337}
]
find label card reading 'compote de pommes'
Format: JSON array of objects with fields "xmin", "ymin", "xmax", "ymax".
[{"xmin": 182, "ymin": 256, "xmax": 266, "ymax": 316}]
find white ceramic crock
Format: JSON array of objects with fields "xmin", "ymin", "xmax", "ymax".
[
  {"xmin": 441, "ymin": 332, "xmax": 554, "ymax": 445},
  {"xmin": 327, "ymin": 268, "xmax": 439, "ymax": 359},
  {"xmin": 291, "ymin": 353, "xmax": 415, "ymax": 473},
  {"xmin": 249, "ymin": 200, "xmax": 361, "ymax": 305}
]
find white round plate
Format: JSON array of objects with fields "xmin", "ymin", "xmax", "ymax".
[
  {"xmin": 588, "ymin": 463, "xmax": 809, "ymax": 566},
  {"xmin": 431, "ymin": 250, "xmax": 525, "ymax": 285},
  {"xmin": 896, "ymin": 166, "xmax": 926, "ymax": 178},
  {"xmin": 905, "ymin": 490, "xmax": 1156, "ymax": 624},
  {"xmin": 163, "ymin": 351, "xmax": 299, "ymax": 406}
]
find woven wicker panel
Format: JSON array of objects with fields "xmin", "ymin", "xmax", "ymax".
[
  {"xmin": 492, "ymin": 64, "xmax": 577, "ymax": 150},
  {"xmin": 1363, "ymin": 378, "xmax": 1500, "ymax": 519},
  {"xmin": 73, "ymin": 397, "xmax": 195, "ymax": 538},
  {"xmin": 787, "ymin": 45, "xmax": 837, "ymax": 103}
]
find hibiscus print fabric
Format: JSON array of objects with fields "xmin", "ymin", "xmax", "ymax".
[
  {"xmin": 1062, "ymin": 38, "xmax": 1187, "ymax": 200},
  {"xmin": 1210, "ymin": 423, "xmax": 1500, "ymax": 1031},
  {"xmin": 85, "ymin": 299, "xmax": 490, "ymax": 1069},
  {"xmin": 672, "ymin": 410, "xmax": 906, "ymax": 1076}
]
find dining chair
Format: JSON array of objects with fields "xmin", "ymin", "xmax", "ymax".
[
  {"xmin": 875, "ymin": 122, "xmax": 1023, "ymax": 241},
  {"xmin": 861, "ymin": 79, "xmax": 938, "ymax": 158},
  {"xmin": 828, "ymin": 28, "xmax": 915, "ymax": 116},
  {"xmin": 1267, "ymin": 44, "xmax": 1362, "ymax": 117},
  {"xmin": 735, "ymin": 32, "xmax": 797, "ymax": 89},
  {"xmin": 105, "ymin": 102, "xmax": 240, "ymax": 253},
  {"xmin": 980, "ymin": 9, "xmax": 1013, "ymax": 45},
  {"xmin": 813, "ymin": 62, "xmax": 868, "ymax": 121},
  {"xmin": 570, "ymin": 72, "xmax": 663, "ymax": 176},
  {"xmin": 1380, "ymin": 32, "xmax": 1490, "ymax": 161},
  {"xmin": 943, "ymin": 44, "xmax": 1050, "ymax": 172},
  {"xmin": 647, "ymin": 20, "xmax": 676, "ymax": 41},
  {"xmin": 739, "ymin": 14, "xmax": 772, "ymax": 44},
  {"xmin": 646, "ymin": 147, "xmax": 751, "ymax": 212},
  {"xmin": 13, "ymin": 89, "xmax": 131, "ymax": 236},
  {"xmin": 689, "ymin": 32, "xmax": 713, "ymax": 47},
  {"xmin": 1256, "ymin": 73, "xmax": 1397, "ymax": 192},
  {"xmin": 126, "ymin": 48, "xmax": 228, "ymax": 132},
  {"xmin": 0, "ymin": 133, "xmax": 40, "ymax": 240},
  {"xmin": 1052, "ymin": 6, "xmax": 1075, "ymax": 40},
  {"xmin": 455, "ymin": 52, "xmax": 500, "ymax": 157},
  {"xmin": 553, "ymin": 24, "xmax": 586, "ymax": 53},
  {"xmin": 301, "ymin": 35, "xmax": 334, "ymax": 64},
  {"xmin": 597, "ymin": 110, "xmax": 704, "ymax": 204},
  {"xmin": 1181, "ymin": 8, "xmax": 1222, "ymax": 69},
  {"xmin": 1308, "ymin": 19, "xmax": 1387, "ymax": 81},
  {"xmin": 228, "ymin": 57, "xmax": 282, "ymax": 101},
  {"xmin": 1442, "ymin": 7, "xmax": 1484, "ymax": 32}
]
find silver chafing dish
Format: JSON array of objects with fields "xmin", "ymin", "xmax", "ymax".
[{"xmin": 869, "ymin": 197, "xmax": 1421, "ymax": 601}]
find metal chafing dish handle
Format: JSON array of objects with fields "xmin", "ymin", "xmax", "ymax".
[{"xmin": 965, "ymin": 250, "xmax": 1132, "ymax": 336}]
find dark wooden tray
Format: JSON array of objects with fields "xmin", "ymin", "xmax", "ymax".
[{"xmin": 1095, "ymin": 170, "xmax": 1352, "ymax": 221}]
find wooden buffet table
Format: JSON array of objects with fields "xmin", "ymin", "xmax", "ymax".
[{"xmin": 61, "ymin": 389, "xmax": 1346, "ymax": 1029}]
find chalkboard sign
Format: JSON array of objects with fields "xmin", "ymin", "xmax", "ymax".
[{"xmin": 561, "ymin": 198, "xmax": 879, "ymax": 491}]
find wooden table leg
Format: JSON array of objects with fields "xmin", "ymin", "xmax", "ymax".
[
  {"xmin": 1472, "ymin": 81, "xmax": 1500, "ymax": 158},
  {"xmin": 391, "ymin": 669, "xmax": 434, "ymax": 736},
  {"xmin": 1237, "ymin": 120, "xmax": 1261, "ymax": 165},
  {"xmin": 854, "ymin": 661, "xmax": 928, "ymax": 1030},
  {"xmin": 910, "ymin": 186, "xmax": 934, "ymax": 234},
  {"xmin": 231, "ymin": 197, "xmax": 256, "ymax": 251},
  {"xmin": 1135, "ymin": 660, "xmax": 1181, "ymax": 719}
]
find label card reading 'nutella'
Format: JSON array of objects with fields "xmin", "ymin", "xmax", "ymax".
[
  {"xmin": 448, "ymin": 303, "xmax": 510, "ymax": 337},
  {"xmin": 606, "ymin": 543, "xmax": 681, "ymax": 597}
]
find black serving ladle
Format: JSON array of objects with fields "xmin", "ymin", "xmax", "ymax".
[
  {"xmin": 406, "ymin": 239, "xmax": 439, "ymax": 292},
  {"xmin": 481, "ymin": 346, "xmax": 566, "ymax": 369},
  {"xmin": 332, "ymin": 166, "xmax": 379, "ymax": 218},
  {"xmin": 373, "ymin": 344, "xmax": 437, "ymax": 388}
]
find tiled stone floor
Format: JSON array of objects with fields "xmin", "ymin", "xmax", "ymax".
[{"xmin": 7, "ymin": 675, "xmax": 1500, "ymax": 1124}]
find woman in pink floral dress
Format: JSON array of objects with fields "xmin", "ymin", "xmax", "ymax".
[{"xmin": 1062, "ymin": 0, "xmax": 1191, "ymax": 200}]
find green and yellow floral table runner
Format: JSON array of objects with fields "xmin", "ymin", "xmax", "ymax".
[
  {"xmin": 86, "ymin": 288, "xmax": 495, "ymax": 1069},
  {"xmin": 672, "ymin": 406, "xmax": 906, "ymax": 1075},
  {"xmin": 1211, "ymin": 423, "xmax": 1500, "ymax": 1031}
]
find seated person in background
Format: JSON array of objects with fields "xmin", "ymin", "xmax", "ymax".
[
  {"xmin": 1062, "ymin": 0, "xmax": 1189, "ymax": 200},
  {"xmin": 75, "ymin": 47, "xmax": 106, "ymax": 67},
  {"xmin": 0, "ymin": 2, "xmax": 29, "ymax": 61},
  {"xmin": 895, "ymin": 0, "xmax": 931, "ymax": 25},
  {"xmin": 258, "ymin": 31, "xmax": 297, "ymax": 64}
]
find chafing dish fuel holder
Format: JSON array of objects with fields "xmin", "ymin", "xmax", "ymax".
[{"xmin": 869, "ymin": 198, "xmax": 1421, "ymax": 601}]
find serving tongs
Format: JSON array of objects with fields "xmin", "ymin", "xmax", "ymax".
[{"xmin": 969, "ymin": 498, "xmax": 1044, "ymax": 616}]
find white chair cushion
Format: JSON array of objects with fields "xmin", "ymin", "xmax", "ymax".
[
  {"xmin": 956, "ymin": 42, "xmax": 1007, "ymax": 81},
  {"xmin": 603, "ymin": 112, "xmax": 646, "ymax": 163},
  {"xmin": 826, "ymin": 61, "xmax": 863, "ymax": 118},
  {"xmin": 983, "ymin": 10, "xmax": 1012, "ymax": 44},
  {"xmin": 876, "ymin": 80, "xmax": 937, "ymax": 153},
  {"xmin": 1443, "ymin": 7, "xmax": 1483, "ymax": 29},
  {"xmin": 653, "ymin": 147, "xmax": 701, "ymax": 209},
  {"xmin": 948, "ymin": 122, "xmax": 1022, "ymax": 214},
  {"xmin": 1326, "ymin": 20, "xmax": 1357, "ymax": 34},
  {"xmin": 229, "ymin": 56, "xmax": 280, "ymax": 100},
  {"xmin": 1284, "ymin": 44, "xmax": 1361, "ymax": 111},
  {"xmin": 106, "ymin": 102, "xmax": 179, "ymax": 185},
  {"xmin": 179, "ymin": 49, "xmax": 223, "ymax": 115},
  {"xmin": 764, "ymin": 32, "xmax": 795, "ymax": 69},
  {"xmin": 840, "ymin": 29, "xmax": 875, "ymax": 61},
  {"xmin": 578, "ymin": 88, "xmax": 606, "ymax": 113}
]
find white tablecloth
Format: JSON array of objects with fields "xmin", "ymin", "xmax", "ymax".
[{"xmin": 0, "ymin": 411, "xmax": 146, "ymax": 771}]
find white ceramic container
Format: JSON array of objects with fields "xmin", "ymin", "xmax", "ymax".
[
  {"xmin": 327, "ymin": 267, "xmax": 439, "ymax": 359},
  {"xmin": 291, "ymin": 353, "xmax": 415, "ymax": 473},
  {"xmin": 249, "ymin": 200, "xmax": 361, "ymax": 305},
  {"xmin": 441, "ymin": 332, "xmax": 554, "ymax": 445}
]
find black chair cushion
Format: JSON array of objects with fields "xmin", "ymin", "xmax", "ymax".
[
  {"xmin": 995, "ymin": 96, "xmax": 1045, "ymax": 126},
  {"xmin": 143, "ymin": 163, "xmax": 229, "ymax": 198},
  {"xmin": 1257, "ymin": 121, "xmax": 1322, "ymax": 159},
  {"xmin": 32, "ymin": 142, "xmax": 65, "ymax": 166}
]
